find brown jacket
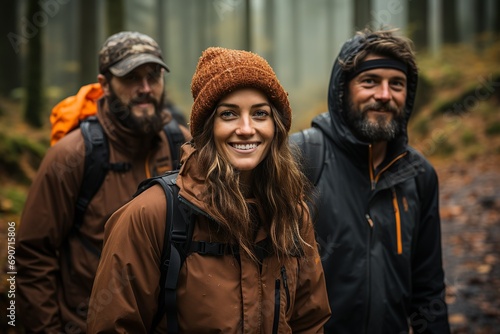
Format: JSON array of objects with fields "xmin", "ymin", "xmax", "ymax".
[
  {"xmin": 16, "ymin": 101, "xmax": 190, "ymax": 333},
  {"xmin": 87, "ymin": 145, "xmax": 331, "ymax": 333}
]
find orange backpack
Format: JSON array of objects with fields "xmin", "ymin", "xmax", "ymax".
[{"xmin": 50, "ymin": 83, "xmax": 103, "ymax": 146}]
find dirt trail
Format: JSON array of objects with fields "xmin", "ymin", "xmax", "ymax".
[{"xmin": 437, "ymin": 157, "xmax": 500, "ymax": 334}]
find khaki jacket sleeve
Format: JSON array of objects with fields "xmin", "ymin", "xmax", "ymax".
[
  {"xmin": 290, "ymin": 207, "xmax": 332, "ymax": 333},
  {"xmin": 87, "ymin": 185, "xmax": 167, "ymax": 333},
  {"xmin": 16, "ymin": 136, "xmax": 84, "ymax": 332}
]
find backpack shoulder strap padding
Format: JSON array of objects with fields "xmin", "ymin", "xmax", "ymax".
[
  {"xmin": 72, "ymin": 117, "xmax": 109, "ymax": 257},
  {"xmin": 75, "ymin": 117, "xmax": 108, "ymax": 231},
  {"xmin": 136, "ymin": 172, "xmax": 185, "ymax": 333},
  {"xmin": 73, "ymin": 117, "xmax": 131, "ymax": 257},
  {"xmin": 289, "ymin": 126, "xmax": 325, "ymax": 186},
  {"xmin": 163, "ymin": 118, "xmax": 185, "ymax": 170}
]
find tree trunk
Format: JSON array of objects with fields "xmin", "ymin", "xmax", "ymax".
[
  {"xmin": 79, "ymin": 0, "xmax": 98, "ymax": 84},
  {"xmin": 441, "ymin": 0, "xmax": 458, "ymax": 44},
  {"xmin": 354, "ymin": 0, "xmax": 371, "ymax": 31},
  {"xmin": 408, "ymin": 0, "xmax": 428, "ymax": 50},
  {"xmin": 495, "ymin": 0, "xmax": 500, "ymax": 35},
  {"xmin": 474, "ymin": 0, "xmax": 487, "ymax": 51},
  {"xmin": 24, "ymin": 0, "xmax": 43, "ymax": 128},
  {"xmin": 0, "ymin": 1, "xmax": 20, "ymax": 96},
  {"xmin": 244, "ymin": 0, "xmax": 252, "ymax": 51},
  {"xmin": 106, "ymin": 0, "xmax": 125, "ymax": 36}
]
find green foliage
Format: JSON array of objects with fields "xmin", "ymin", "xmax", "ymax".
[
  {"xmin": 0, "ymin": 131, "xmax": 47, "ymax": 184},
  {"xmin": 0, "ymin": 187, "xmax": 26, "ymax": 215},
  {"xmin": 413, "ymin": 74, "xmax": 433, "ymax": 116},
  {"xmin": 412, "ymin": 117, "xmax": 430, "ymax": 136},
  {"xmin": 431, "ymin": 83, "xmax": 485, "ymax": 117},
  {"xmin": 485, "ymin": 121, "xmax": 500, "ymax": 136},
  {"xmin": 431, "ymin": 136, "xmax": 456, "ymax": 157},
  {"xmin": 461, "ymin": 129, "xmax": 477, "ymax": 146}
]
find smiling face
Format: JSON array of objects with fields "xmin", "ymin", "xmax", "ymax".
[
  {"xmin": 213, "ymin": 88, "xmax": 275, "ymax": 180},
  {"xmin": 346, "ymin": 54, "xmax": 407, "ymax": 142}
]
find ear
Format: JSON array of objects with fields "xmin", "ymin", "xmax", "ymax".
[{"xmin": 98, "ymin": 74, "xmax": 110, "ymax": 96}]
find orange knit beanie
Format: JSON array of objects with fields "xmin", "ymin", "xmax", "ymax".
[{"xmin": 190, "ymin": 47, "xmax": 291, "ymax": 138}]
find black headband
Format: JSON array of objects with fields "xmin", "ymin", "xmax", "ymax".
[{"xmin": 347, "ymin": 58, "xmax": 408, "ymax": 80}]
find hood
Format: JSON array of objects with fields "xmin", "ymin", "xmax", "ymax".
[
  {"xmin": 176, "ymin": 144, "xmax": 210, "ymax": 213},
  {"xmin": 314, "ymin": 33, "xmax": 418, "ymax": 157}
]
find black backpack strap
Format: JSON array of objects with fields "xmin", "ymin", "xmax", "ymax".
[
  {"xmin": 72, "ymin": 117, "xmax": 109, "ymax": 257},
  {"xmin": 289, "ymin": 126, "xmax": 325, "ymax": 186},
  {"xmin": 163, "ymin": 118, "xmax": 186, "ymax": 170},
  {"xmin": 137, "ymin": 172, "xmax": 186, "ymax": 333},
  {"xmin": 75, "ymin": 117, "xmax": 107, "ymax": 231},
  {"xmin": 72, "ymin": 117, "xmax": 131, "ymax": 258}
]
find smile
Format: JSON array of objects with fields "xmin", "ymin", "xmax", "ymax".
[{"xmin": 231, "ymin": 143, "xmax": 258, "ymax": 150}]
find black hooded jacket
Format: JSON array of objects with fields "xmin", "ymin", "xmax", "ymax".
[{"xmin": 291, "ymin": 34, "xmax": 450, "ymax": 333}]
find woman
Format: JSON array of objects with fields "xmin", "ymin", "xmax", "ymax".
[{"xmin": 87, "ymin": 47, "xmax": 331, "ymax": 333}]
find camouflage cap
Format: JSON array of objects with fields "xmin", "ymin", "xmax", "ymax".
[{"xmin": 98, "ymin": 31, "xmax": 170, "ymax": 77}]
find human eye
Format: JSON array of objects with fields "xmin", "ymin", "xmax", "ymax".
[
  {"xmin": 390, "ymin": 79, "xmax": 406, "ymax": 90},
  {"xmin": 218, "ymin": 109, "xmax": 237, "ymax": 119},
  {"xmin": 123, "ymin": 73, "xmax": 139, "ymax": 83},
  {"xmin": 147, "ymin": 68, "xmax": 162, "ymax": 82},
  {"xmin": 360, "ymin": 77, "xmax": 376, "ymax": 85},
  {"xmin": 253, "ymin": 109, "xmax": 271, "ymax": 119}
]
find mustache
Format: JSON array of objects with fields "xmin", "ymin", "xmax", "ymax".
[
  {"xmin": 130, "ymin": 96, "xmax": 158, "ymax": 106},
  {"xmin": 361, "ymin": 102, "xmax": 399, "ymax": 114}
]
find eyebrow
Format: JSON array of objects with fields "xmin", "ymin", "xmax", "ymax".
[
  {"xmin": 216, "ymin": 102, "xmax": 271, "ymax": 109},
  {"xmin": 358, "ymin": 72, "xmax": 407, "ymax": 82}
]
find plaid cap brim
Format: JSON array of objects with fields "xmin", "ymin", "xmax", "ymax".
[{"xmin": 109, "ymin": 53, "xmax": 170, "ymax": 77}]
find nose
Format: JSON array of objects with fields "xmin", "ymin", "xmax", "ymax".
[
  {"xmin": 374, "ymin": 81, "xmax": 391, "ymax": 102},
  {"xmin": 235, "ymin": 115, "xmax": 255, "ymax": 136},
  {"xmin": 138, "ymin": 76, "xmax": 152, "ymax": 93}
]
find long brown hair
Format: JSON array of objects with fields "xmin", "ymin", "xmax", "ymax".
[{"xmin": 193, "ymin": 103, "xmax": 312, "ymax": 262}]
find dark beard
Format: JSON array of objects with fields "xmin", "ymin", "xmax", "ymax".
[
  {"xmin": 107, "ymin": 86, "xmax": 165, "ymax": 135},
  {"xmin": 345, "ymin": 100, "xmax": 405, "ymax": 142}
]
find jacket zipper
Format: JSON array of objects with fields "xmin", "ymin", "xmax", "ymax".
[
  {"xmin": 272, "ymin": 266, "xmax": 290, "ymax": 334},
  {"xmin": 281, "ymin": 266, "xmax": 290, "ymax": 311},
  {"xmin": 364, "ymin": 214, "xmax": 374, "ymax": 334},
  {"xmin": 368, "ymin": 147, "xmax": 408, "ymax": 190},
  {"xmin": 392, "ymin": 188, "xmax": 403, "ymax": 254}
]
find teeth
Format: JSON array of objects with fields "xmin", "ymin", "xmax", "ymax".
[{"xmin": 233, "ymin": 143, "xmax": 257, "ymax": 150}]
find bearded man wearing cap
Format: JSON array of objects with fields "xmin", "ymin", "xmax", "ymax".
[
  {"xmin": 291, "ymin": 28, "xmax": 451, "ymax": 333},
  {"xmin": 16, "ymin": 31, "xmax": 190, "ymax": 333}
]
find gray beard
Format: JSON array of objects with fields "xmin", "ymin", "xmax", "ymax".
[{"xmin": 345, "ymin": 100, "xmax": 404, "ymax": 142}]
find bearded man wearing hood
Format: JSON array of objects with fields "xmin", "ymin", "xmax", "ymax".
[{"xmin": 291, "ymin": 28, "xmax": 450, "ymax": 334}]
